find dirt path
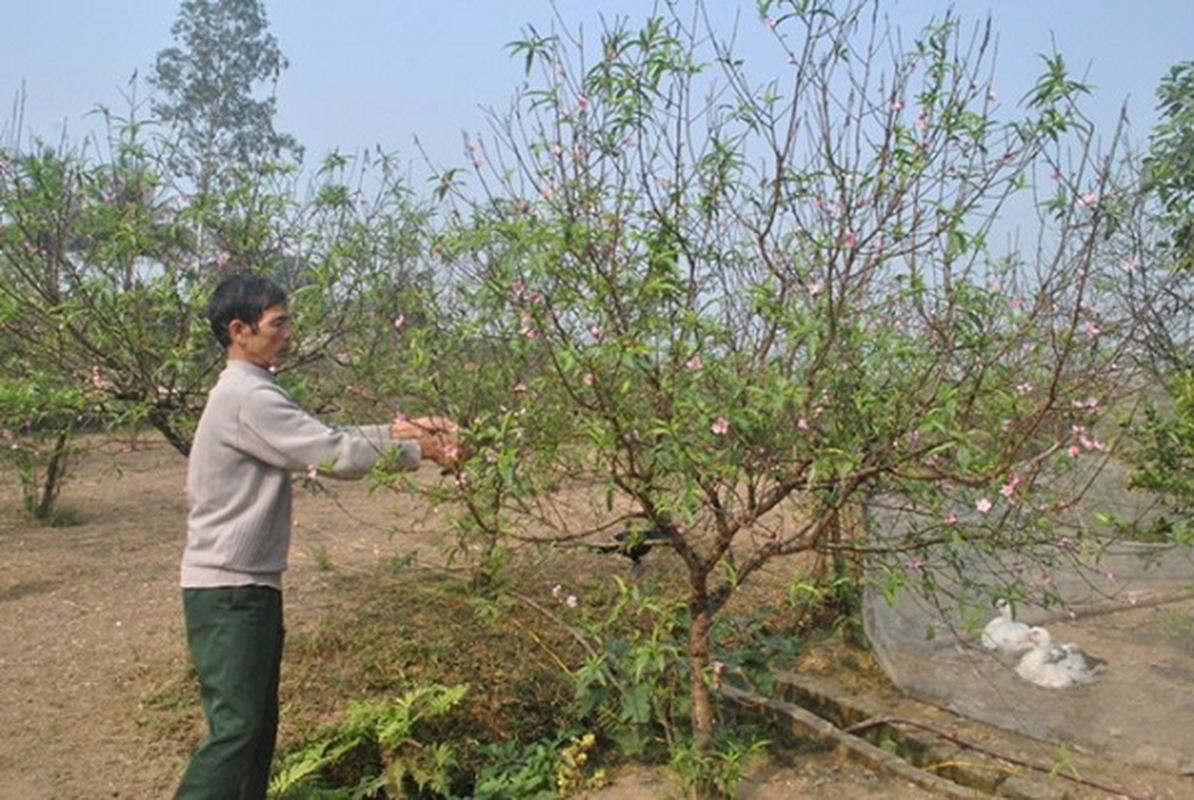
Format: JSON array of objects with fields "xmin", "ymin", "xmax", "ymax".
[{"xmin": 1, "ymin": 439, "xmax": 186, "ymax": 799}]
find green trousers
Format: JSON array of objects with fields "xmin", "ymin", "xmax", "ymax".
[{"xmin": 175, "ymin": 585, "xmax": 284, "ymax": 800}]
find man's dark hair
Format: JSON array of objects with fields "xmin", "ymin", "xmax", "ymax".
[{"xmin": 206, "ymin": 273, "xmax": 287, "ymax": 348}]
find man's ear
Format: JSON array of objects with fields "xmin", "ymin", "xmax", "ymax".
[{"xmin": 227, "ymin": 318, "xmax": 251, "ymax": 345}]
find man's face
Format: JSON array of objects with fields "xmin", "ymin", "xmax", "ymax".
[{"xmin": 231, "ymin": 303, "xmax": 291, "ymax": 369}]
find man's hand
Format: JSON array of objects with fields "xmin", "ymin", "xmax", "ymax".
[{"xmin": 391, "ymin": 415, "xmax": 463, "ymax": 467}]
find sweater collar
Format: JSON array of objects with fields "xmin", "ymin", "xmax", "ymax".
[{"xmin": 224, "ymin": 359, "xmax": 277, "ymax": 381}]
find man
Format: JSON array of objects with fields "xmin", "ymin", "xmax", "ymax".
[{"xmin": 175, "ymin": 273, "xmax": 456, "ymax": 799}]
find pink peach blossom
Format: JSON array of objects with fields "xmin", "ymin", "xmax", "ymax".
[{"xmin": 91, "ymin": 366, "xmax": 116, "ymax": 391}]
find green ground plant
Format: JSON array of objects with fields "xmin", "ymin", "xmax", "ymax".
[{"xmin": 270, "ymin": 683, "xmax": 468, "ymax": 799}]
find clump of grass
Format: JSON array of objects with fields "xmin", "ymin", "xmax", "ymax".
[
  {"xmin": 305, "ymin": 543, "xmax": 337, "ymax": 572},
  {"xmin": 1153, "ymin": 607, "xmax": 1194, "ymax": 648},
  {"xmin": 26, "ymin": 504, "xmax": 84, "ymax": 527}
]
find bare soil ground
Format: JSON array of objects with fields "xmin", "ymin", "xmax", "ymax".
[{"xmin": 0, "ymin": 436, "xmax": 1187, "ymax": 799}]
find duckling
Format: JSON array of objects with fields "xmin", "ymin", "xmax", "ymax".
[
  {"xmin": 981, "ymin": 598, "xmax": 1033, "ymax": 655},
  {"xmin": 1015, "ymin": 626, "xmax": 1107, "ymax": 688}
]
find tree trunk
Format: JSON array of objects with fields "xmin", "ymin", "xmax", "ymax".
[
  {"xmin": 829, "ymin": 500, "xmax": 866, "ymax": 645},
  {"xmin": 34, "ymin": 429, "xmax": 71, "ymax": 521},
  {"xmin": 687, "ymin": 575, "xmax": 716, "ymax": 799}
]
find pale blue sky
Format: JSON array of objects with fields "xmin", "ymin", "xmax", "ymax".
[{"xmin": 2, "ymin": 1, "xmax": 1191, "ymax": 176}]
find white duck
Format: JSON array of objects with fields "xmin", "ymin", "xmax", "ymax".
[
  {"xmin": 980, "ymin": 598, "xmax": 1033, "ymax": 655},
  {"xmin": 1015, "ymin": 626, "xmax": 1107, "ymax": 689}
]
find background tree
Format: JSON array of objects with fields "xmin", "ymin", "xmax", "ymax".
[
  {"xmin": 0, "ymin": 127, "xmax": 213, "ymax": 458},
  {"xmin": 1114, "ymin": 60, "xmax": 1194, "ymax": 377},
  {"xmin": 1143, "ymin": 61, "xmax": 1194, "ymax": 274},
  {"xmin": 1, "ymin": 107, "xmax": 449, "ymax": 486},
  {"xmin": 150, "ymin": 0, "xmax": 301, "ymax": 200},
  {"xmin": 1107, "ymin": 61, "xmax": 1194, "ymax": 533}
]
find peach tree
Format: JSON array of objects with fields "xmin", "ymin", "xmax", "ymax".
[{"xmin": 408, "ymin": 0, "xmax": 1135, "ymax": 783}]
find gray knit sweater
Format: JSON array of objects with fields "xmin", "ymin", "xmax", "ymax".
[{"xmin": 181, "ymin": 360, "xmax": 421, "ymax": 589}]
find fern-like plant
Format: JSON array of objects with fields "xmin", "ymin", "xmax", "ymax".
[{"xmin": 270, "ymin": 683, "xmax": 469, "ymax": 799}]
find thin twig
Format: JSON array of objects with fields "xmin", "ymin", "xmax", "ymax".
[{"xmin": 509, "ymin": 589, "xmax": 600, "ymax": 660}]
